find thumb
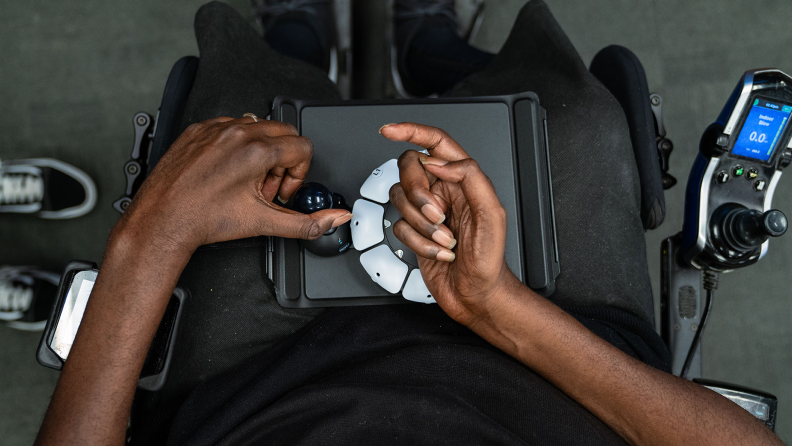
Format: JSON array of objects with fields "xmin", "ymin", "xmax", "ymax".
[{"xmin": 260, "ymin": 205, "xmax": 353, "ymax": 240}]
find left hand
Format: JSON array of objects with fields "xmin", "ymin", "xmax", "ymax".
[
  {"xmin": 381, "ymin": 123, "xmax": 519, "ymax": 326},
  {"xmin": 116, "ymin": 116, "xmax": 352, "ymax": 252}
]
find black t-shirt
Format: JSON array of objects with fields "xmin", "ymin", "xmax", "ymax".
[{"xmin": 164, "ymin": 305, "xmax": 669, "ymax": 445}]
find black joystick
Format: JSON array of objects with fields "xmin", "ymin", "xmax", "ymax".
[
  {"xmin": 292, "ymin": 182, "xmax": 352, "ymax": 257},
  {"xmin": 711, "ymin": 204, "xmax": 788, "ymax": 254}
]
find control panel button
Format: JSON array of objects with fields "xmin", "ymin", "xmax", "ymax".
[
  {"xmin": 732, "ymin": 165, "xmax": 744, "ymax": 177},
  {"xmin": 747, "ymin": 168, "xmax": 759, "ymax": 180},
  {"xmin": 351, "ymin": 199, "xmax": 385, "ymax": 250},
  {"xmin": 754, "ymin": 179, "xmax": 766, "ymax": 191},
  {"xmin": 717, "ymin": 171, "xmax": 729, "ymax": 183}
]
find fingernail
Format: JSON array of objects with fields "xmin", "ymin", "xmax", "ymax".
[
  {"xmin": 421, "ymin": 203, "xmax": 445, "ymax": 225},
  {"xmin": 379, "ymin": 123, "xmax": 396, "ymax": 134},
  {"xmin": 277, "ymin": 195, "xmax": 287, "ymax": 204},
  {"xmin": 332, "ymin": 213, "xmax": 353, "ymax": 227},
  {"xmin": 419, "ymin": 156, "xmax": 448, "ymax": 166},
  {"xmin": 436, "ymin": 251, "xmax": 455, "ymax": 262},
  {"xmin": 432, "ymin": 230, "xmax": 457, "ymax": 249}
]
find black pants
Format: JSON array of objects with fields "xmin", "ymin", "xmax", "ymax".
[{"xmin": 144, "ymin": 0, "xmax": 653, "ymax": 424}]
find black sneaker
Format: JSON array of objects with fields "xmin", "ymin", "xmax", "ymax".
[
  {"xmin": 0, "ymin": 266, "xmax": 60, "ymax": 331},
  {"xmin": 252, "ymin": 0, "xmax": 339, "ymax": 80},
  {"xmin": 0, "ymin": 158, "xmax": 97, "ymax": 219},
  {"xmin": 392, "ymin": 0, "xmax": 459, "ymax": 98}
]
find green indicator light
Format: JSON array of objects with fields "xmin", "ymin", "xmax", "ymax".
[
  {"xmin": 735, "ymin": 167, "xmax": 744, "ymax": 176},
  {"xmin": 754, "ymin": 98, "xmax": 759, "ymax": 106}
]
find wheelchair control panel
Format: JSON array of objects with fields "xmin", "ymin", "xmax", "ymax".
[{"xmin": 682, "ymin": 69, "xmax": 792, "ymax": 271}]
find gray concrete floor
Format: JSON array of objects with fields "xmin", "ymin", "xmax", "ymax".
[{"xmin": 1, "ymin": 0, "xmax": 791, "ymax": 444}]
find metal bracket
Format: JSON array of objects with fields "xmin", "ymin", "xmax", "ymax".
[
  {"xmin": 650, "ymin": 93, "xmax": 677, "ymax": 189},
  {"xmin": 113, "ymin": 112, "xmax": 154, "ymax": 213},
  {"xmin": 661, "ymin": 234, "xmax": 703, "ymax": 378}
]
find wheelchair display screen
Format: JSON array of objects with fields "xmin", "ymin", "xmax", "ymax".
[
  {"xmin": 51, "ymin": 269, "xmax": 98, "ymax": 361},
  {"xmin": 732, "ymin": 97, "xmax": 792, "ymax": 162}
]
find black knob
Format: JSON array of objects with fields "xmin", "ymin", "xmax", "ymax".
[
  {"xmin": 762, "ymin": 210, "xmax": 788, "ymax": 237},
  {"xmin": 290, "ymin": 182, "xmax": 352, "ymax": 257},
  {"xmin": 713, "ymin": 205, "xmax": 787, "ymax": 253},
  {"xmin": 292, "ymin": 182, "xmax": 334, "ymax": 214}
]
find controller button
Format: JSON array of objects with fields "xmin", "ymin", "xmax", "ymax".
[
  {"xmin": 402, "ymin": 269, "xmax": 435, "ymax": 304},
  {"xmin": 747, "ymin": 168, "xmax": 759, "ymax": 180},
  {"xmin": 360, "ymin": 159, "xmax": 400, "ymax": 203},
  {"xmin": 732, "ymin": 165, "xmax": 744, "ymax": 177},
  {"xmin": 754, "ymin": 179, "xmax": 766, "ymax": 191},
  {"xmin": 351, "ymin": 199, "xmax": 385, "ymax": 250},
  {"xmin": 717, "ymin": 171, "xmax": 729, "ymax": 184},
  {"xmin": 359, "ymin": 245, "xmax": 409, "ymax": 293}
]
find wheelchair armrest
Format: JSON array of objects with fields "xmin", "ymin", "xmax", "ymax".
[{"xmin": 590, "ymin": 45, "xmax": 666, "ymax": 230}]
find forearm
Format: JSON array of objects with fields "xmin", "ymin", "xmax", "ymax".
[
  {"xmin": 35, "ymin": 224, "xmax": 192, "ymax": 445},
  {"xmin": 471, "ymin": 275, "xmax": 781, "ymax": 446}
]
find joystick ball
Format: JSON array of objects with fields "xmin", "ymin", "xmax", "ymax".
[
  {"xmin": 293, "ymin": 183, "xmax": 334, "ymax": 215},
  {"xmin": 292, "ymin": 182, "xmax": 352, "ymax": 257}
]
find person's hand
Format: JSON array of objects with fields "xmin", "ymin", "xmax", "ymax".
[
  {"xmin": 381, "ymin": 122, "xmax": 521, "ymax": 326},
  {"xmin": 116, "ymin": 116, "xmax": 353, "ymax": 253}
]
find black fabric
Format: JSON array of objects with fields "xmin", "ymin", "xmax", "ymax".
[
  {"xmin": 41, "ymin": 167, "xmax": 85, "ymax": 211},
  {"xmin": 397, "ymin": 17, "xmax": 495, "ymax": 96},
  {"xmin": 167, "ymin": 305, "xmax": 631, "ymax": 446},
  {"xmin": 448, "ymin": 0, "xmax": 655, "ymax": 322},
  {"xmin": 265, "ymin": 17, "xmax": 327, "ymax": 71},
  {"xmin": 130, "ymin": 238, "xmax": 323, "ymax": 444},
  {"xmin": 589, "ymin": 45, "xmax": 666, "ymax": 230},
  {"xmin": 177, "ymin": 2, "xmax": 340, "ymax": 133}
]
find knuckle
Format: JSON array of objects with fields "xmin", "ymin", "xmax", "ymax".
[
  {"xmin": 462, "ymin": 158, "xmax": 481, "ymax": 172},
  {"xmin": 393, "ymin": 220, "xmax": 415, "ymax": 243},
  {"xmin": 297, "ymin": 135, "xmax": 314, "ymax": 154},
  {"xmin": 245, "ymin": 139, "xmax": 271, "ymax": 161},
  {"xmin": 223, "ymin": 124, "xmax": 249, "ymax": 141},
  {"xmin": 397, "ymin": 150, "xmax": 417, "ymax": 169},
  {"xmin": 389, "ymin": 183, "xmax": 403, "ymax": 203},
  {"xmin": 300, "ymin": 219, "xmax": 324, "ymax": 240}
]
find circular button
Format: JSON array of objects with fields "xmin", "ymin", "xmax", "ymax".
[
  {"xmin": 732, "ymin": 165, "xmax": 744, "ymax": 177},
  {"xmin": 717, "ymin": 171, "xmax": 730, "ymax": 183},
  {"xmin": 754, "ymin": 179, "xmax": 766, "ymax": 191},
  {"xmin": 747, "ymin": 168, "xmax": 759, "ymax": 180}
]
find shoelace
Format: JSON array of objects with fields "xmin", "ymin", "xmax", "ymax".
[
  {"xmin": 0, "ymin": 281, "xmax": 33, "ymax": 313},
  {"xmin": 0, "ymin": 173, "xmax": 44, "ymax": 204},
  {"xmin": 252, "ymin": 0, "xmax": 330, "ymax": 19},
  {"xmin": 394, "ymin": 0, "xmax": 457, "ymax": 22}
]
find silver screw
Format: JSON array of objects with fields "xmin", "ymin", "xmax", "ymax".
[
  {"xmin": 395, "ymin": 249, "xmax": 403, "ymax": 258},
  {"xmin": 136, "ymin": 115, "xmax": 147, "ymax": 126},
  {"xmin": 674, "ymin": 323, "xmax": 681, "ymax": 331},
  {"xmin": 120, "ymin": 200, "xmax": 130, "ymax": 211},
  {"xmin": 691, "ymin": 323, "xmax": 699, "ymax": 331},
  {"xmin": 127, "ymin": 164, "xmax": 138, "ymax": 174},
  {"xmin": 384, "ymin": 219, "xmax": 391, "ymax": 228},
  {"xmin": 651, "ymin": 96, "xmax": 660, "ymax": 106}
]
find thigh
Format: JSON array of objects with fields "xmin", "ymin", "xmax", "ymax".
[
  {"xmin": 177, "ymin": 1, "xmax": 341, "ymax": 132},
  {"xmin": 147, "ymin": 0, "xmax": 338, "ymax": 399},
  {"xmin": 449, "ymin": 0, "xmax": 652, "ymax": 322}
]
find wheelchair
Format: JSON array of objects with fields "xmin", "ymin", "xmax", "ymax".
[{"xmin": 114, "ymin": 45, "xmax": 778, "ymax": 438}]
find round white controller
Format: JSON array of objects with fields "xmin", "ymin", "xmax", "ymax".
[{"xmin": 351, "ymin": 159, "xmax": 436, "ymax": 304}]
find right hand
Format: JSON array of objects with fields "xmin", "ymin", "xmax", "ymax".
[{"xmin": 381, "ymin": 123, "xmax": 521, "ymax": 326}]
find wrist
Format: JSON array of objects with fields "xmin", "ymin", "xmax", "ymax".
[
  {"xmin": 456, "ymin": 267, "xmax": 525, "ymax": 328},
  {"xmin": 111, "ymin": 207, "xmax": 199, "ymax": 258},
  {"xmin": 107, "ymin": 217, "xmax": 194, "ymax": 274}
]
